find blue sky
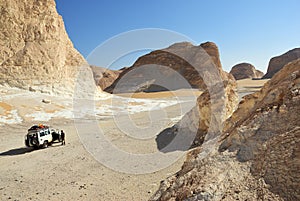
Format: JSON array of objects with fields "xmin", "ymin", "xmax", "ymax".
[{"xmin": 56, "ymin": 0, "xmax": 300, "ymax": 72}]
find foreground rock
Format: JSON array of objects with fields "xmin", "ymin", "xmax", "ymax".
[
  {"xmin": 0, "ymin": 0, "xmax": 94, "ymax": 95},
  {"xmin": 151, "ymin": 59, "xmax": 300, "ymax": 201},
  {"xmin": 230, "ymin": 63, "xmax": 264, "ymax": 80},
  {"xmin": 262, "ymin": 48, "xmax": 300, "ymax": 79},
  {"xmin": 105, "ymin": 42, "xmax": 224, "ymax": 93}
]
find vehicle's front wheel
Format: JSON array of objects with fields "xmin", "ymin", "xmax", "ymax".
[{"xmin": 43, "ymin": 141, "xmax": 48, "ymax": 148}]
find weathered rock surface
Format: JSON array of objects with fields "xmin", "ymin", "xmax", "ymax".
[
  {"xmin": 90, "ymin": 66, "xmax": 121, "ymax": 90},
  {"xmin": 0, "ymin": 0, "xmax": 94, "ymax": 95},
  {"xmin": 105, "ymin": 42, "xmax": 224, "ymax": 93},
  {"xmin": 262, "ymin": 48, "xmax": 300, "ymax": 79},
  {"xmin": 151, "ymin": 59, "xmax": 300, "ymax": 201},
  {"xmin": 230, "ymin": 63, "xmax": 264, "ymax": 80}
]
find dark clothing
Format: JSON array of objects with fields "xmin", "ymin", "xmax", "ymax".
[{"xmin": 61, "ymin": 131, "xmax": 65, "ymax": 145}]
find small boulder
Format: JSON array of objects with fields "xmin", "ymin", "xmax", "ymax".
[{"xmin": 42, "ymin": 99, "xmax": 51, "ymax": 104}]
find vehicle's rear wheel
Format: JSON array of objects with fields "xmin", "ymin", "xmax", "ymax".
[
  {"xmin": 43, "ymin": 141, "xmax": 48, "ymax": 148},
  {"xmin": 31, "ymin": 139, "xmax": 38, "ymax": 146},
  {"xmin": 25, "ymin": 139, "xmax": 29, "ymax": 147}
]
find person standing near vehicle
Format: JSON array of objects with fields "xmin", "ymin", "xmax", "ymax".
[{"xmin": 61, "ymin": 130, "xmax": 66, "ymax": 145}]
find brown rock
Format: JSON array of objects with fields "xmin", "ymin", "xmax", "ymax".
[
  {"xmin": 0, "ymin": 0, "xmax": 94, "ymax": 95},
  {"xmin": 262, "ymin": 48, "xmax": 300, "ymax": 79},
  {"xmin": 90, "ymin": 66, "xmax": 121, "ymax": 90},
  {"xmin": 105, "ymin": 42, "xmax": 224, "ymax": 93},
  {"xmin": 151, "ymin": 59, "xmax": 300, "ymax": 201},
  {"xmin": 230, "ymin": 63, "xmax": 264, "ymax": 80}
]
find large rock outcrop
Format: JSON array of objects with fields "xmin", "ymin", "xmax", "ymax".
[
  {"xmin": 230, "ymin": 63, "xmax": 264, "ymax": 80},
  {"xmin": 105, "ymin": 42, "xmax": 224, "ymax": 93},
  {"xmin": 262, "ymin": 48, "xmax": 300, "ymax": 79},
  {"xmin": 0, "ymin": 0, "xmax": 93, "ymax": 95},
  {"xmin": 151, "ymin": 59, "xmax": 300, "ymax": 201},
  {"xmin": 90, "ymin": 66, "xmax": 121, "ymax": 90},
  {"xmin": 156, "ymin": 74, "xmax": 238, "ymax": 151}
]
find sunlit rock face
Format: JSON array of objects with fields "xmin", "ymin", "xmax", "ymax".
[{"xmin": 0, "ymin": 0, "xmax": 94, "ymax": 95}]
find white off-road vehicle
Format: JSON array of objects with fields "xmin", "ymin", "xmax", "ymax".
[{"xmin": 25, "ymin": 125, "xmax": 62, "ymax": 149}]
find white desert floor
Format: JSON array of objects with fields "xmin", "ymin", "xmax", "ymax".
[{"xmin": 0, "ymin": 79, "xmax": 268, "ymax": 201}]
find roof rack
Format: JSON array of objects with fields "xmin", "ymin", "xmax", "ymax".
[{"xmin": 28, "ymin": 124, "xmax": 49, "ymax": 131}]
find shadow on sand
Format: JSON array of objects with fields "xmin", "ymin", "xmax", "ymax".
[
  {"xmin": 0, "ymin": 147, "xmax": 35, "ymax": 156},
  {"xmin": 156, "ymin": 126, "xmax": 196, "ymax": 153}
]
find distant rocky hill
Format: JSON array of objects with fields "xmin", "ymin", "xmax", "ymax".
[
  {"xmin": 0, "ymin": 0, "xmax": 94, "ymax": 95},
  {"xmin": 151, "ymin": 59, "xmax": 300, "ymax": 201},
  {"xmin": 262, "ymin": 48, "xmax": 300, "ymax": 79},
  {"xmin": 105, "ymin": 42, "xmax": 226, "ymax": 93},
  {"xmin": 230, "ymin": 62, "xmax": 264, "ymax": 80},
  {"xmin": 90, "ymin": 66, "xmax": 121, "ymax": 90}
]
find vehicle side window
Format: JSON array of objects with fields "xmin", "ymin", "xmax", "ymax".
[{"xmin": 40, "ymin": 131, "xmax": 45, "ymax": 137}]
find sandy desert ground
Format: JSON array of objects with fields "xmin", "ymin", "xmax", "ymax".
[{"xmin": 0, "ymin": 79, "xmax": 268, "ymax": 201}]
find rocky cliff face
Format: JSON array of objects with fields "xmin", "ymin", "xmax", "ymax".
[
  {"xmin": 262, "ymin": 48, "xmax": 300, "ymax": 79},
  {"xmin": 151, "ymin": 59, "xmax": 300, "ymax": 201},
  {"xmin": 0, "ymin": 0, "xmax": 93, "ymax": 95},
  {"xmin": 105, "ymin": 42, "xmax": 225, "ymax": 93},
  {"xmin": 230, "ymin": 63, "xmax": 264, "ymax": 80}
]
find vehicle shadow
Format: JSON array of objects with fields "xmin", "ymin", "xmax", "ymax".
[{"xmin": 0, "ymin": 147, "xmax": 35, "ymax": 156}]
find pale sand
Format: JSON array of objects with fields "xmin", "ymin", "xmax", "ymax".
[
  {"xmin": 237, "ymin": 78, "xmax": 269, "ymax": 92},
  {"xmin": 116, "ymin": 89, "xmax": 202, "ymax": 99},
  {"xmin": 0, "ymin": 80, "xmax": 265, "ymax": 200}
]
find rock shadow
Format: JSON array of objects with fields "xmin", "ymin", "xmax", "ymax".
[{"xmin": 156, "ymin": 126, "xmax": 196, "ymax": 153}]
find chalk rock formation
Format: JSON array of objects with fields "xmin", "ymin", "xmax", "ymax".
[
  {"xmin": 151, "ymin": 59, "xmax": 300, "ymax": 201},
  {"xmin": 0, "ymin": 0, "xmax": 94, "ymax": 95},
  {"xmin": 105, "ymin": 42, "xmax": 225, "ymax": 93},
  {"xmin": 262, "ymin": 48, "xmax": 300, "ymax": 79},
  {"xmin": 230, "ymin": 63, "xmax": 264, "ymax": 80}
]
